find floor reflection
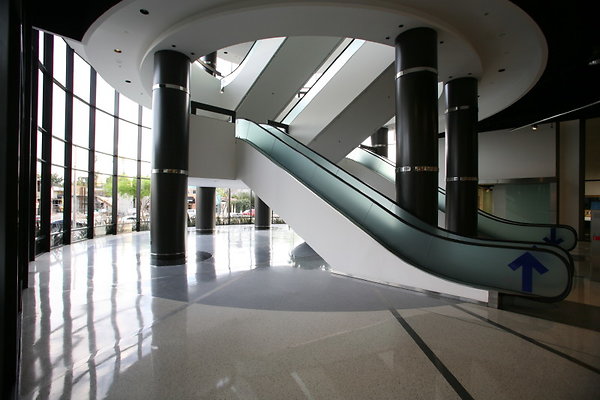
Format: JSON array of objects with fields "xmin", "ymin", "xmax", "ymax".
[
  {"xmin": 20, "ymin": 225, "xmax": 306, "ymax": 399},
  {"xmin": 20, "ymin": 225, "xmax": 600, "ymax": 399},
  {"xmin": 290, "ymin": 242, "xmax": 330, "ymax": 271}
]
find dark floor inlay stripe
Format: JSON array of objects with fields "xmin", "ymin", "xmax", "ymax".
[
  {"xmin": 388, "ymin": 308, "xmax": 475, "ymax": 400},
  {"xmin": 452, "ymin": 304, "xmax": 600, "ymax": 375}
]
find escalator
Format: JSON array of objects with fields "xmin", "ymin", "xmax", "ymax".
[
  {"xmin": 343, "ymin": 146, "xmax": 577, "ymax": 251},
  {"xmin": 235, "ymin": 120, "xmax": 573, "ymax": 302}
]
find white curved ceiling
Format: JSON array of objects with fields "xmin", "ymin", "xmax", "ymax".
[{"xmin": 76, "ymin": 0, "xmax": 547, "ymax": 121}]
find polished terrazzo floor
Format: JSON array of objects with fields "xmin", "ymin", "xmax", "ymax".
[{"xmin": 21, "ymin": 225, "xmax": 600, "ymax": 399}]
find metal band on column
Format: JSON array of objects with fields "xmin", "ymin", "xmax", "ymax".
[
  {"xmin": 444, "ymin": 77, "xmax": 478, "ymax": 236},
  {"xmin": 395, "ymin": 27, "xmax": 439, "ymax": 226},
  {"xmin": 151, "ymin": 50, "xmax": 191, "ymax": 265}
]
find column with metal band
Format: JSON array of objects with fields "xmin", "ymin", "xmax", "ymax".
[
  {"xmin": 151, "ymin": 50, "xmax": 191, "ymax": 265},
  {"xmin": 395, "ymin": 27, "xmax": 439, "ymax": 226},
  {"xmin": 371, "ymin": 127, "xmax": 388, "ymax": 157},
  {"xmin": 196, "ymin": 187, "xmax": 216, "ymax": 233},
  {"xmin": 444, "ymin": 77, "xmax": 478, "ymax": 236},
  {"xmin": 255, "ymin": 195, "xmax": 271, "ymax": 230}
]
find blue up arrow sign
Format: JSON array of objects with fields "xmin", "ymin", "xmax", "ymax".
[
  {"xmin": 508, "ymin": 252, "xmax": 549, "ymax": 292},
  {"xmin": 543, "ymin": 227, "xmax": 564, "ymax": 245}
]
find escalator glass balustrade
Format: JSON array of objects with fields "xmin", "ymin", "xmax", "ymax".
[{"xmin": 236, "ymin": 120, "xmax": 573, "ymax": 301}]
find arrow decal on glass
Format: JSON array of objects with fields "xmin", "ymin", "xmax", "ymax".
[
  {"xmin": 543, "ymin": 227, "xmax": 564, "ymax": 245},
  {"xmin": 508, "ymin": 252, "xmax": 549, "ymax": 292}
]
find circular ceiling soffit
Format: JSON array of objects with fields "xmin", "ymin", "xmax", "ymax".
[{"xmin": 82, "ymin": 0, "xmax": 546, "ymax": 120}]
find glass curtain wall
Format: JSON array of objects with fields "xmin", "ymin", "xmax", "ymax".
[
  {"xmin": 188, "ymin": 187, "xmax": 284, "ymax": 226},
  {"xmin": 34, "ymin": 30, "xmax": 152, "ymax": 254}
]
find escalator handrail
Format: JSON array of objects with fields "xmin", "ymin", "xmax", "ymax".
[
  {"xmin": 351, "ymin": 146, "xmax": 578, "ymax": 250},
  {"xmin": 237, "ymin": 120, "xmax": 573, "ymax": 301},
  {"xmin": 261, "ymin": 124, "xmax": 572, "ymax": 256}
]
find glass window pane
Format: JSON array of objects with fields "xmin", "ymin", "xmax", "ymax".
[
  {"xmin": 73, "ymin": 146, "xmax": 89, "ymax": 171},
  {"xmin": 230, "ymin": 188, "xmax": 253, "ymax": 224},
  {"xmin": 95, "ymin": 152, "xmax": 113, "ymax": 175},
  {"xmin": 51, "ymin": 137, "xmax": 65, "ymax": 166},
  {"xmin": 53, "ymin": 38, "xmax": 67, "ymax": 86},
  {"xmin": 73, "ymin": 53, "xmax": 91, "ymax": 102},
  {"xmin": 72, "ymin": 170, "xmax": 88, "ymax": 242},
  {"xmin": 141, "ymin": 161, "xmax": 151, "ymax": 178},
  {"xmin": 118, "ymin": 120, "xmax": 138, "ymax": 159},
  {"xmin": 142, "ymin": 107, "xmax": 152, "ymax": 128},
  {"xmin": 52, "ymin": 84, "xmax": 66, "ymax": 139},
  {"xmin": 95, "ymin": 111, "xmax": 114, "ymax": 154},
  {"xmin": 38, "ymin": 31, "xmax": 45, "ymax": 64},
  {"xmin": 35, "ymin": 161, "xmax": 42, "ymax": 238},
  {"xmin": 141, "ymin": 127, "xmax": 152, "ymax": 162},
  {"xmin": 216, "ymin": 188, "xmax": 227, "ymax": 224},
  {"xmin": 51, "ymin": 165, "xmax": 65, "ymax": 247},
  {"xmin": 140, "ymin": 178, "xmax": 151, "ymax": 230},
  {"xmin": 96, "ymin": 74, "xmax": 115, "ymax": 113},
  {"xmin": 72, "ymin": 98, "xmax": 90, "ymax": 148},
  {"xmin": 117, "ymin": 177, "xmax": 137, "ymax": 233},
  {"xmin": 94, "ymin": 173, "xmax": 113, "ymax": 233},
  {"xmin": 118, "ymin": 157, "xmax": 137, "ymax": 177},
  {"xmin": 37, "ymin": 130, "xmax": 44, "ymax": 162},
  {"xmin": 37, "ymin": 70, "xmax": 44, "ymax": 128},
  {"xmin": 119, "ymin": 95, "xmax": 139, "ymax": 124}
]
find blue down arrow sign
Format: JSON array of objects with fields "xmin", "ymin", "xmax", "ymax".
[
  {"xmin": 508, "ymin": 252, "xmax": 549, "ymax": 292},
  {"xmin": 543, "ymin": 227, "xmax": 564, "ymax": 245}
]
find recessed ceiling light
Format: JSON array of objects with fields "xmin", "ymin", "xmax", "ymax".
[
  {"xmin": 171, "ymin": 44, "xmax": 176, "ymax": 48},
  {"xmin": 498, "ymin": 68, "xmax": 506, "ymax": 72},
  {"xmin": 114, "ymin": 49, "xmax": 122, "ymax": 53},
  {"xmin": 125, "ymin": 80, "xmax": 131, "ymax": 83},
  {"xmin": 140, "ymin": 9, "xmax": 149, "ymax": 15}
]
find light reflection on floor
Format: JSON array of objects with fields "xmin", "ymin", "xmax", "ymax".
[{"xmin": 20, "ymin": 225, "xmax": 600, "ymax": 399}]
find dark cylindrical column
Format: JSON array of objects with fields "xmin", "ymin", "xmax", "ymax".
[
  {"xmin": 151, "ymin": 50, "xmax": 190, "ymax": 265},
  {"xmin": 445, "ymin": 77, "xmax": 478, "ymax": 236},
  {"xmin": 395, "ymin": 28, "xmax": 438, "ymax": 226},
  {"xmin": 255, "ymin": 195, "xmax": 271, "ymax": 230},
  {"xmin": 201, "ymin": 52, "xmax": 217, "ymax": 76},
  {"xmin": 371, "ymin": 127, "xmax": 388, "ymax": 157},
  {"xmin": 196, "ymin": 187, "xmax": 216, "ymax": 233}
]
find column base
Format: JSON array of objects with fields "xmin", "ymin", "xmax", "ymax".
[
  {"xmin": 195, "ymin": 228, "xmax": 215, "ymax": 234},
  {"xmin": 255, "ymin": 225, "xmax": 271, "ymax": 230},
  {"xmin": 151, "ymin": 252, "xmax": 186, "ymax": 266}
]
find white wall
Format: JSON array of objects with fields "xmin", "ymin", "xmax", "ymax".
[
  {"xmin": 309, "ymin": 64, "xmax": 395, "ymax": 163},
  {"xmin": 290, "ymin": 41, "xmax": 394, "ymax": 145},
  {"xmin": 188, "ymin": 115, "xmax": 236, "ymax": 180},
  {"xmin": 559, "ymin": 120, "xmax": 582, "ymax": 236},
  {"xmin": 478, "ymin": 124, "xmax": 555, "ymax": 182}
]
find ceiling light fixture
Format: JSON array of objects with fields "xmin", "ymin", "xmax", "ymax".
[
  {"xmin": 114, "ymin": 49, "xmax": 122, "ymax": 53},
  {"xmin": 532, "ymin": 124, "xmax": 538, "ymax": 131},
  {"xmin": 140, "ymin": 9, "xmax": 149, "ymax": 15}
]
